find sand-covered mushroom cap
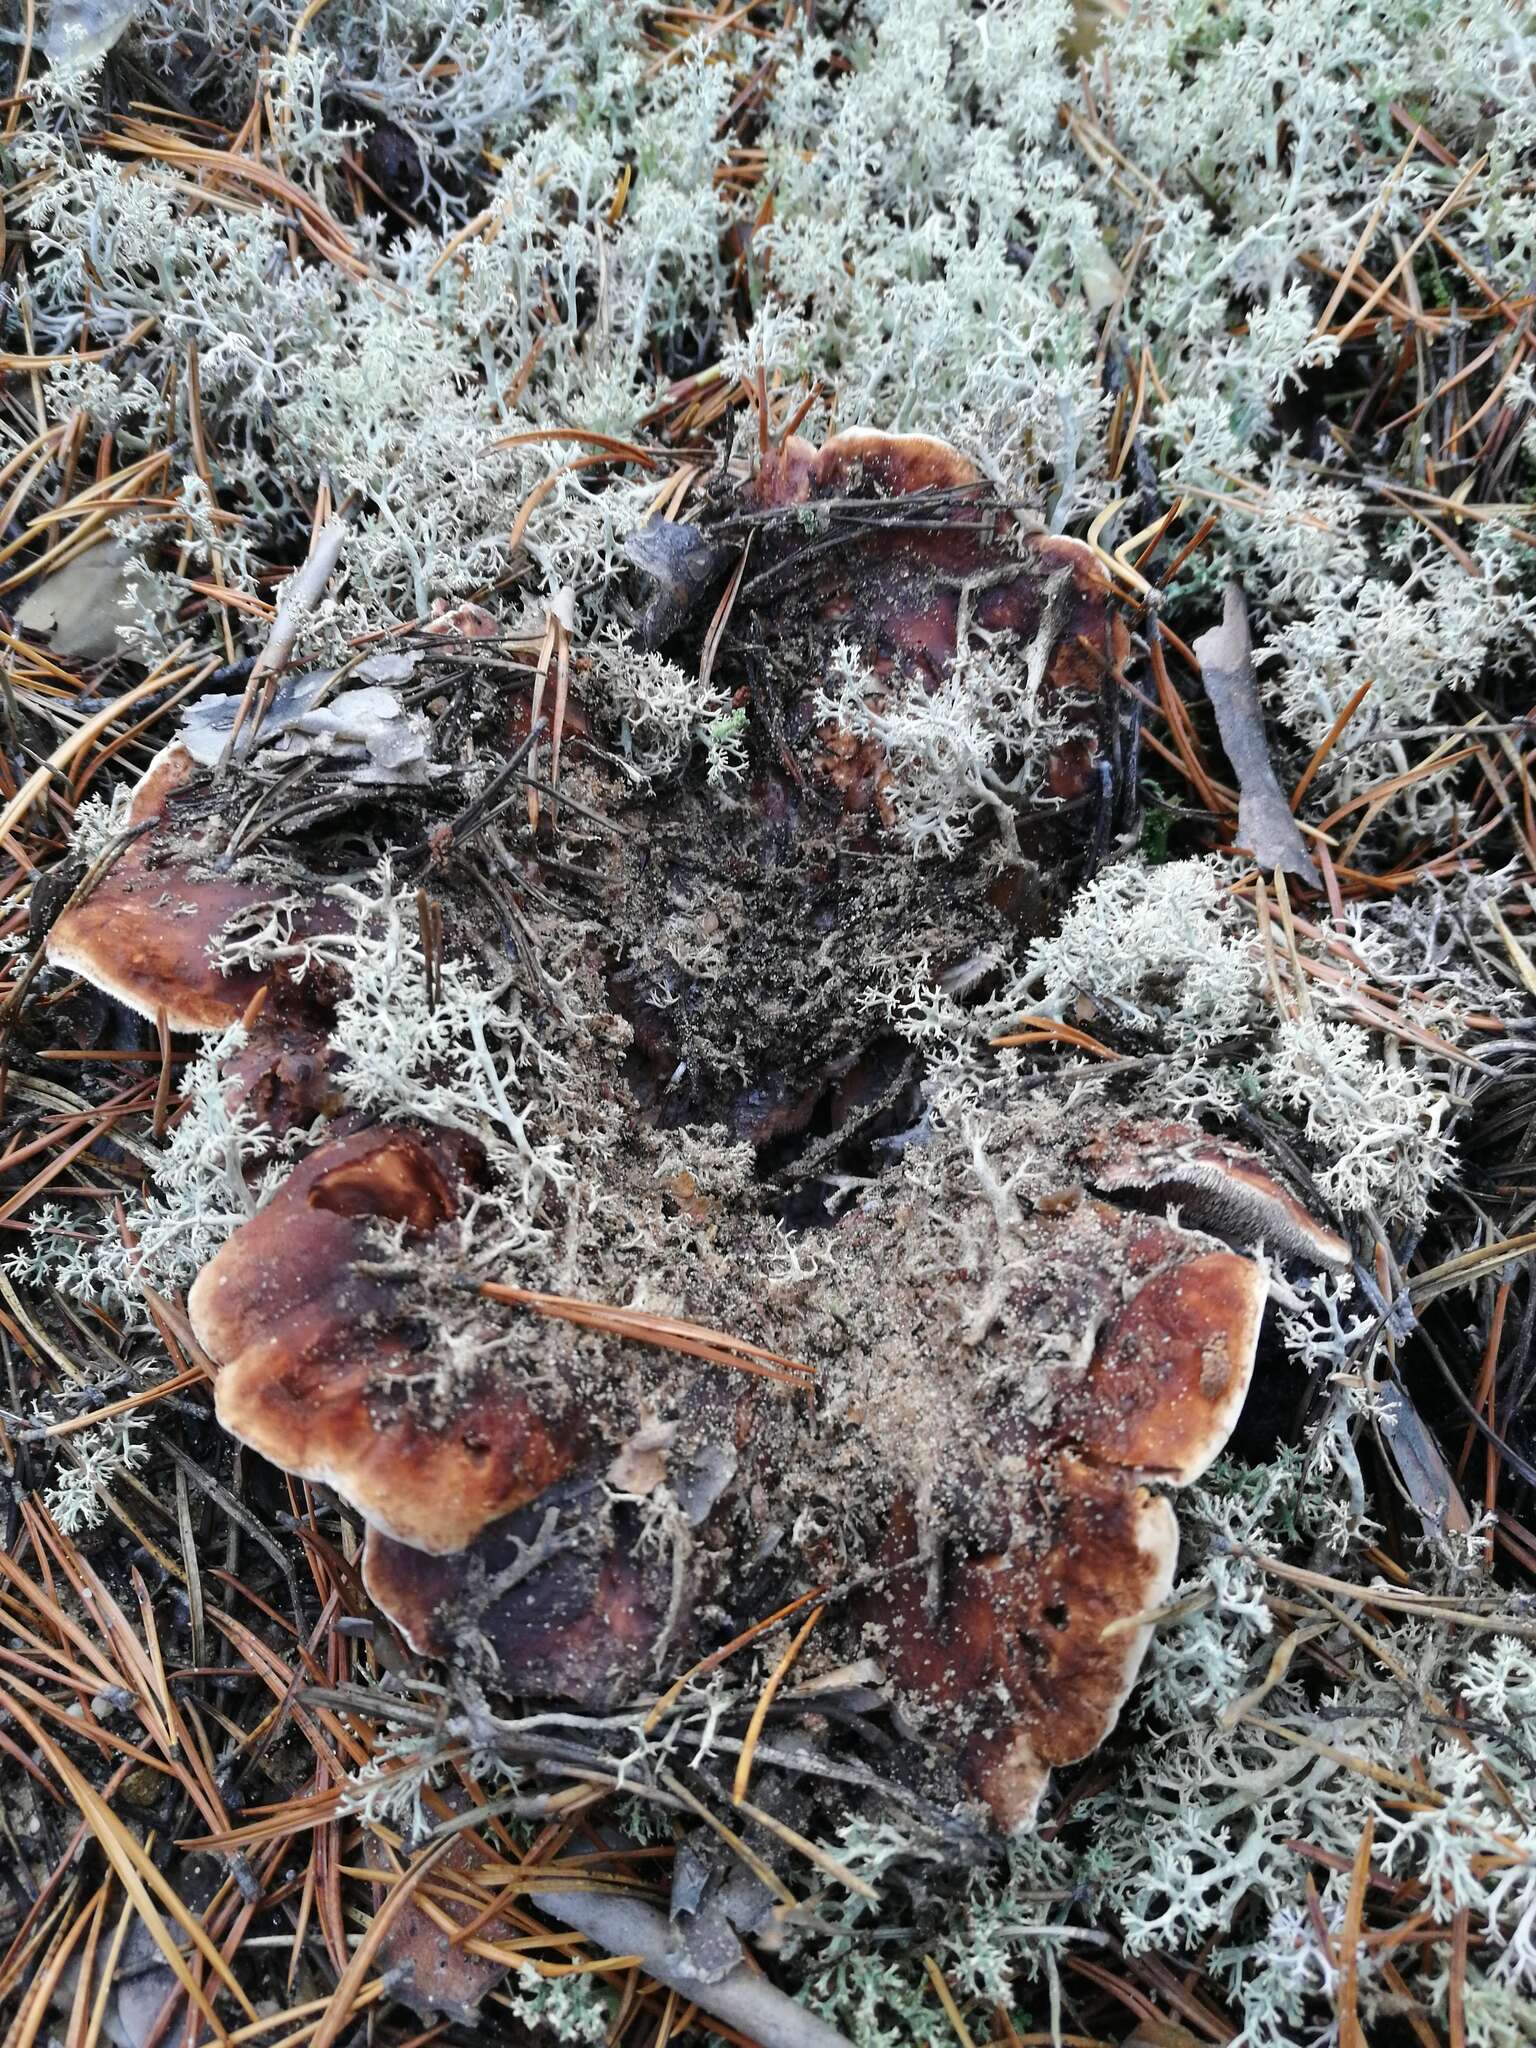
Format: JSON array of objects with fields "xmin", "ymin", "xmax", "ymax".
[
  {"xmin": 186, "ymin": 1111, "xmax": 1273, "ymax": 1833},
  {"xmin": 162, "ymin": 429, "xmax": 1282, "ymax": 1843},
  {"xmin": 849, "ymin": 1196, "xmax": 1268, "ymax": 1833},
  {"xmin": 188, "ymin": 1123, "xmax": 578, "ymax": 1554},
  {"xmin": 183, "ymin": 1103, "xmax": 1281, "ymax": 1834},
  {"xmin": 869, "ymin": 1466, "xmax": 1178, "ymax": 1833}
]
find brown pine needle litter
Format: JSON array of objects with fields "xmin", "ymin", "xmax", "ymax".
[
  {"xmin": 3, "ymin": 7, "xmax": 1536, "ymax": 2048},
  {"xmin": 732, "ymin": 1603, "xmax": 825, "ymax": 1805}
]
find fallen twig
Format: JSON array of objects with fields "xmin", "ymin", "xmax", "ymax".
[{"xmin": 1194, "ymin": 583, "xmax": 1320, "ymax": 885}]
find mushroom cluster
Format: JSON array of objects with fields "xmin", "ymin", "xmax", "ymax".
[{"xmin": 46, "ymin": 429, "xmax": 1348, "ymax": 1834}]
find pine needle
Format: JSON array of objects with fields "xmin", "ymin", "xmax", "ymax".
[
  {"xmin": 733, "ymin": 1602, "xmax": 824, "ymax": 1806},
  {"xmin": 477, "ymin": 1278, "xmax": 816, "ymax": 1386}
]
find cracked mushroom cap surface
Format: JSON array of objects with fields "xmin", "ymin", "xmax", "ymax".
[
  {"xmin": 188, "ymin": 1122, "xmax": 580, "ymax": 1554},
  {"xmin": 45, "ymin": 741, "xmax": 348, "ymax": 1034}
]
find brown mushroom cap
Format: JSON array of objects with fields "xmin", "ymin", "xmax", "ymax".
[
  {"xmin": 872, "ymin": 1465, "xmax": 1177, "ymax": 1833},
  {"xmin": 970, "ymin": 1473, "xmax": 1178, "ymax": 1834},
  {"xmin": 45, "ymin": 742, "xmax": 347, "ymax": 1034},
  {"xmin": 361, "ymin": 1385, "xmax": 757, "ymax": 1697},
  {"xmin": 1077, "ymin": 1121, "xmax": 1351, "ymax": 1269},
  {"xmin": 849, "ymin": 1195, "xmax": 1267, "ymax": 1833},
  {"xmin": 48, "ymin": 744, "xmax": 272, "ymax": 1032},
  {"xmin": 802, "ymin": 426, "xmax": 984, "ymax": 502},
  {"xmin": 155, "ymin": 517, "xmax": 1287, "ymax": 1837},
  {"xmin": 362, "ymin": 1480, "xmax": 677, "ymax": 1707},
  {"xmin": 188, "ymin": 1118, "xmax": 1272, "ymax": 1827},
  {"xmin": 738, "ymin": 427, "xmax": 1126, "ymax": 815},
  {"xmin": 188, "ymin": 1123, "xmax": 579, "ymax": 1553},
  {"xmin": 1066, "ymin": 1225, "xmax": 1269, "ymax": 1486}
]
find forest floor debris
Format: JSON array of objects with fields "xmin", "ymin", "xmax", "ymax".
[{"xmin": 2, "ymin": 5, "xmax": 1536, "ymax": 2047}]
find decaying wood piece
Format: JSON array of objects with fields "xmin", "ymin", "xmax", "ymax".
[
  {"xmin": 524, "ymin": 1886, "xmax": 855, "ymax": 2048},
  {"xmin": 1193, "ymin": 582, "xmax": 1319, "ymax": 885}
]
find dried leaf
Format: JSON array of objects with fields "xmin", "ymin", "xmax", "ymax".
[
  {"xmin": 362, "ymin": 1825, "xmax": 515, "ymax": 2026},
  {"xmin": 16, "ymin": 542, "xmax": 137, "ymax": 665},
  {"xmin": 1376, "ymin": 1380, "xmax": 1472, "ymax": 1538}
]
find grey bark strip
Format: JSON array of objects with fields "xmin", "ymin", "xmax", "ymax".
[
  {"xmin": 527, "ymin": 1887, "xmax": 855, "ymax": 2048},
  {"xmin": 1193, "ymin": 582, "xmax": 1320, "ymax": 886}
]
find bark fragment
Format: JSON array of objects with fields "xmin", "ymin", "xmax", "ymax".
[{"xmin": 1193, "ymin": 581, "xmax": 1319, "ymax": 885}]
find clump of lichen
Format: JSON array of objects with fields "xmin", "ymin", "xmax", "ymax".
[{"xmin": 13, "ymin": 0, "xmax": 1536, "ymax": 834}]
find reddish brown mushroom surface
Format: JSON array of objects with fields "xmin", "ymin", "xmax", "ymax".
[
  {"xmin": 843, "ymin": 1194, "xmax": 1268, "ymax": 1830},
  {"xmin": 47, "ymin": 429, "xmax": 1349, "ymax": 1839},
  {"xmin": 870, "ymin": 1467, "xmax": 1178, "ymax": 1833},
  {"xmin": 605, "ymin": 425, "xmax": 1133, "ymax": 1150},
  {"xmin": 45, "ymin": 741, "xmax": 348, "ymax": 1033},
  {"xmin": 1068, "ymin": 1227, "xmax": 1268, "ymax": 1483},
  {"xmin": 220, "ymin": 1018, "xmax": 345, "ymax": 1138},
  {"xmin": 737, "ymin": 426, "xmax": 1128, "ymax": 815},
  {"xmin": 362, "ymin": 1376, "xmax": 762, "ymax": 1693},
  {"xmin": 188, "ymin": 1113, "xmax": 1276, "ymax": 1831},
  {"xmin": 187, "ymin": 1123, "xmax": 580, "ymax": 1554},
  {"xmin": 362, "ymin": 1483, "xmax": 680, "ymax": 1706}
]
